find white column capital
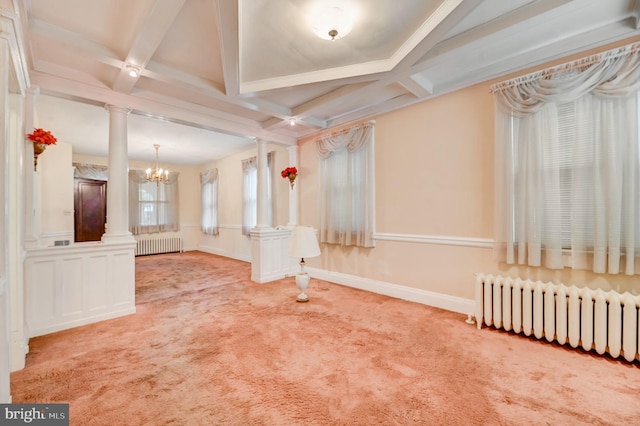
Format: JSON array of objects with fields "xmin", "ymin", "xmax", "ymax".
[{"xmin": 104, "ymin": 105, "xmax": 132, "ymax": 115}]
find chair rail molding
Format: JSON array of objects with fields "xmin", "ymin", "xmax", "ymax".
[{"xmin": 374, "ymin": 232, "xmax": 493, "ymax": 248}]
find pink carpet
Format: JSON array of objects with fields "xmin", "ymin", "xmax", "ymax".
[{"xmin": 10, "ymin": 251, "xmax": 640, "ymax": 425}]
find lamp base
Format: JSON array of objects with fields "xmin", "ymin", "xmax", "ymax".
[{"xmin": 295, "ymin": 271, "xmax": 310, "ymax": 303}]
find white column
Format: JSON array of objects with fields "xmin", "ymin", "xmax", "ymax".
[
  {"xmin": 24, "ymin": 87, "xmax": 39, "ymax": 248},
  {"xmin": 102, "ymin": 105, "xmax": 134, "ymax": 243},
  {"xmin": 287, "ymin": 145, "xmax": 299, "ymax": 227},
  {"xmin": 255, "ymin": 139, "xmax": 269, "ymax": 228},
  {"xmin": 0, "ymin": 33, "xmax": 12, "ymax": 402}
]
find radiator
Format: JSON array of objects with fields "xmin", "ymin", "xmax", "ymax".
[
  {"xmin": 135, "ymin": 236, "xmax": 183, "ymax": 256},
  {"xmin": 475, "ymin": 274, "xmax": 640, "ymax": 362}
]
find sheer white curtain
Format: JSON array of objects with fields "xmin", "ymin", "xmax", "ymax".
[
  {"xmin": 317, "ymin": 121, "xmax": 375, "ymax": 248},
  {"xmin": 201, "ymin": 168, "xmax": 219, "ymax": 236},
  {"xmin": 493, "ymin": 42, "xmax": 640, "ymax": 275},
  {"xmin": 129, "ymin": 170, "xmax": 180, "ymax": 235},
  {"xmin": 241, "ymin": 152, "xmax": 273, "ymax": 235}
]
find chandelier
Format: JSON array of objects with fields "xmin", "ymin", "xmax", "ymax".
[{"xmin": 146, "ymin": 144, "xmax": 169, "ymax": 183}]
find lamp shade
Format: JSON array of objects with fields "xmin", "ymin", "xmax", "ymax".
[{"xmin": 288, "ymin": 226, "xmax": 321, "ymax": 259}]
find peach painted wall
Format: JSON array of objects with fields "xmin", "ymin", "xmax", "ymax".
[
  {"xmin": 298, "ymin": 37, "xmax": 640, "ymax": 301},
  {"xmin": 298, "ymin": 83, "xmax": 495, "ymax": 300},
  {"xmin": 39, "ymin": 142, "xmax": 74, "ymax": 246},
  {"xmin": 197, "ymin": 143, "xmax": 292, "ymax": 261}
]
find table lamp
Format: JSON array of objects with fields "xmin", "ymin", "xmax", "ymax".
[{"xmin": 287, "ymin": 226, "xmax": 321, "ymax": 302}]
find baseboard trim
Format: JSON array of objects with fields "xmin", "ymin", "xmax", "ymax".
[
  {"xmin": 307, "ymin": 267, "xmax": 475, "ymax": 315},
  {"xmin": 28, "ymin": 306, "xmax": 136, "ymax": 338}
]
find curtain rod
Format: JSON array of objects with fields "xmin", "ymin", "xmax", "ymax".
[{"xmin": 491, "ymin": 41, "xmax": 640, "ymax": 93}]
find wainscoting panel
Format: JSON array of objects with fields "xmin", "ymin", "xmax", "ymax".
[
  {"xmin": 250, "ymin": 227, "xmax": 298, "ymax": 283},
  {"xmin": 25, "ymin": 241, "xmax": 136, "ymax": 337},
  {"xmin": 86, "ymin": 255, "xmax": 108, "ymax": 311}
]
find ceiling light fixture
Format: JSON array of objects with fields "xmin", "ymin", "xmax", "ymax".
[
  {"xmin": 146, "ymin": 144, "xmax": 169, "ymax": 183},
  {"xmin": 289, "ymin": 118, "xmax": 296, "ymax": 126},
  {"xmin": 310, "ymin": 5, "xmax": 354, "ymax": 41},
  {"xmin": 125, "ymin": 65, "xmax": 140, "ymax": 78}
]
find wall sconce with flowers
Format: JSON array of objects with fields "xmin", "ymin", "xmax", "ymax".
[
  {"xmin": 27, "ymin": 128, "xmax": 57, "ymax": 171},
  {"xmin": 281, "ymin": 166, "xmax": 298, "ymax": 189}
]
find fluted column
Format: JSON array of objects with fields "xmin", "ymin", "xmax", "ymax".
[
  {"xmin": 287, "ymin": 145, "xmax": 299, "ymax": 227},
  {"xmin": 255, "ymin": 138, "xmax": 269, "ymax": 228},
  {"xmin": 102, "ymin": 105, "xmax": 134, "ymax": 243}
]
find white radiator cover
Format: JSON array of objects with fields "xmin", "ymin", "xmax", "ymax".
[
  {"xmin": 475, "ymin": 274, "xmax": 640, "ymax": 362},
  {"xmin": 135, "ymin": 235, "xmax": 183, "ymax": 256}
]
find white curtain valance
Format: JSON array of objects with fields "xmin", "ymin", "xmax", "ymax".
[
  {"xmin": 316, "ymin": 120, "xmax": 376, "ymax": 158},
  {"xmin": 492, "ymin": 42, "xmax": 640, "ymax": 116},
  {"xmin": 73, "ymin": 163, "xmax": 108, "ymax": 181},
  {"xmin": 200, "ymin": 168, "xmax": 218, "ymax": 185}
]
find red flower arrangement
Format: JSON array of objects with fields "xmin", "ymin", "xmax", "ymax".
[
  {"xmin": 27, "ymin": 128, "xmax": 57, "ymax": 171},
  {"xmin": 27, "ymin": 128, "xmax": 57, "ymax": 145},
  {"xmin": 281, "ymin": 166, "xmax": 298, "ymax": 189}
]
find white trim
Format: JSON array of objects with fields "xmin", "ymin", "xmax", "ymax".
[
  {"xmin": 308, "ymin": 267, "xmax": 474, "ymax": 315},
  {"xmin": 374, "ymin": 232, "xmax": 493, "ymax": 248}
]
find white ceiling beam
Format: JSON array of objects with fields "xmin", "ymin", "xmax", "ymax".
[
  {"xmin": 411, "ymin": 0, "xmax": 574, "ymax": 74},
  {"xmin": 30, "ymin": 70, "xmax": 296, "ymax": 146},
  {"xmin": 289, "ymin": 0, "xmax": 481, "ymax": 122},
  {"xmin": 300, "ymin": 116, "xmax": 328, "ymax": 129},
  {"xmin": 112, "ymin": 0, "xmax": 187, "ymax": 93},
  {"xmin": 299, "ymin": 93, "xmax": 419, "ymax": 138},
  {"xmin": 399, "ymin": 75, "xmax": 433, "ymax": 98},
  {"xmin": 27, "ymin": 18, "xmax": 122, "ymax": 68},
  {"xmin": 388, "ymin": 0, "xmax": 484, "ymax": 75},
  {"xmin": 215, "ymin": 0, "xmax": 240, "ymax": 97}
]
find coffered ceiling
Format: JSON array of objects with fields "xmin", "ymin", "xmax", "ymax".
[{"xmin": 5, "ymin": 0, "xmax": 640, "ymax": 164}]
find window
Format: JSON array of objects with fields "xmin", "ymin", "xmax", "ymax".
[
  {"xmin": 317, "ymin": 121, "xmax": 375, "ymax": 248},
  {"xmin": 201, "ymin": 169, "xmax": 219, "ymax": 236},
  {"xmin": 129, "ymin": 171, "xmax": 180, "ymax": 235},
  {"xmin": 493, "ymin": 43, "xmax": 640, "ymax": 275},
  {"xmin": 241, "ymin": 152, "xmax": 273, "ymax": 235}
]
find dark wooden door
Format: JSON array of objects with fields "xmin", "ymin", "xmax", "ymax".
[{"xmin": 74, "ymin": 178, "xmax": 107, "ymax": 242}]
